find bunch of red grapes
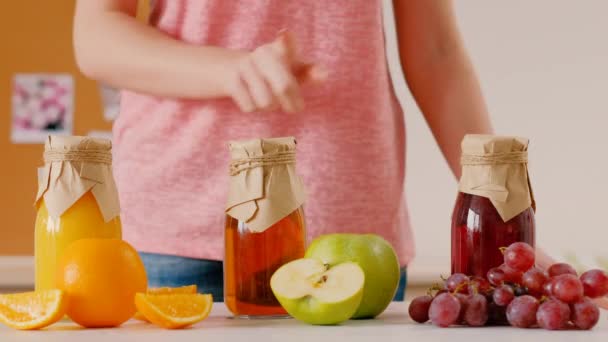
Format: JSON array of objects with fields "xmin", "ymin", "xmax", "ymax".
[{"xmin": 409, "ymin": 242, "xmax": 607, "ymax": 330}]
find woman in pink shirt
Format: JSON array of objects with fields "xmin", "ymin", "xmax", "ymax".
[{"xmin": 73, "ymin": 0, "xmax": 492, "ymax": 301}]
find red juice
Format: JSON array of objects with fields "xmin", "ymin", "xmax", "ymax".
[{"xmin": 451, "ymin": 192, "xmax": 535, "ymax": 278}]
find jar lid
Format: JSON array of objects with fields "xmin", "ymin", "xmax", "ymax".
[
  {"xmin": 459, "ymin": 134, "xmax": 535, "ymax": 221},
  {"xmin": 36, "ymin": 135, "xmax": 120, "ymax": 222},
  {"xmin": 225, "ymin": 137, "xmax": 306, "ymax": 233}
]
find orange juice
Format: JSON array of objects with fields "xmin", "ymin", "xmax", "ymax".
[
  {"xmin": 35, "ymin": 192, "xmax": 122, "ymax": 290},
  {"xmin": 34, "ymin": 135, "xmax": 122, "ymax": 291}
]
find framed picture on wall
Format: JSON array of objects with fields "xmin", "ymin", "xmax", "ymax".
[{"xmin": 11, "ymin": 73, "xmax": 74, "ymax": 144}]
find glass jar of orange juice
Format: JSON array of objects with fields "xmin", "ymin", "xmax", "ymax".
[
  {"xmin": 224, "ymin": 137, "xmax": 307, "ymax": 318},
  {"xmin": 34, "ymin": 135, "xmax": 122, "ymax": 291}
]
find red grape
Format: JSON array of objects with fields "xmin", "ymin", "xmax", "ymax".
[
  {"xmin": 500, "ymin": 264, "xmax": 524, "ymax": 284},
  {"xmin": 468, "ymin": 276, "xmax": 492, "ymax": 295},
  {"xmin": 493, "ymin": 285, "xmax": 515, "ymax": 306},
  {"xmin": 536, "ymin": 299, "xmax": 570, "ymax": 330},
  {"xmin": 504, "ymin": 242, "xmax": 535, "ymax": 272},
  {"xmin": 552, "ymin": 274, "xmax": 584, "ymax": 303},
  {"xmin": 580, "ymin": 269, "xmax": 608, "ymax": 298},
  {"xmin": 446, "ymin": 273, "xmax": 469, "ymax": 293},
  {"xmin": 547, "ymin": 263, "xmax": 577, "ymax": 277},
  {"xmin": 487, "ymin": 302, "xmax": 508, "ymax": 326},
  {"xmin": 464, "ymin": 293, "xmax": 488, "ymax": 327},
  {"xmin": 506, "ymin": 295, "xmax": 539, "ymax": 328},
  {"xmin": 522, "ymin": 268, "xmax": 549, "ymax": 295},
  {"xmin": 454, "ymin": 293, "xmax": 468, "ymax": 324},
  {"xmin": 543, "ymin": 278, "xmax": 555, "ymax": 296},
  {"xmin": 487, "ymin": 267, "xmax": 507, "ymax": 286},
  {"xmin": 409, "ymin": 295, "xmax": 433, "ymax": 323},
  {"xmin": 429, "ymin": 293, "xmax": 461, "ymax": 327},
  {"xmin": 571, "ymin": 297, "xmax": 600, "ymax": 330},
  {"xmin": 513, "ymin": 285, "xmax": 528, "ymax": 297}
]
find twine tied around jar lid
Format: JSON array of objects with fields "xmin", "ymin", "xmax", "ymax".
[
  {"xmin": 44, "ymin": 149, "xmax": 112, "ymax": 165},
  {"xmin": 229, "ymin": 150, "xmax": 296, "ymax": 176},
  {"xmin": 460, "ymin": 151, "xmax": 528, "ymax": 166}
]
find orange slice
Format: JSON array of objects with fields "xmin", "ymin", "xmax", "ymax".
[
  {"xmin": 0, "ymin": 290, "xmax": 67, "ymax": 330},
  {"xmin": 134, "ymin": 293, "xmax": 213, "ymax": 329},
  {"xmin": 147, "ymin": 285, "xmax": 197, "ymax": 295},
  {"xmin": 133, "ymin": 285, "xmax": 197, "ymax": 321}
]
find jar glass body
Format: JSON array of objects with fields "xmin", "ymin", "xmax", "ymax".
[
  {"xmin": 451, "ymin": 192, "xmax": 535, "ymax": 277},
  {"xmin": 224, "ymin": 207, "xmax": 306, "ymax": 317},
  {"xmin": 34, "ymin": 191, "xmax": 122, "ymax": 290}
]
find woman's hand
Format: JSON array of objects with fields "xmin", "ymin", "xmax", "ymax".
[
  {"xmin": 595, "ymin": 297, "xmax": 608, "ymax": 310},
  {"xmin": 74, "ymin": 1, "xmax": 324, "ymax": 106},
  {"xmin": 226, "ymin": 31, "xmax": 325, "ymax": 113}
]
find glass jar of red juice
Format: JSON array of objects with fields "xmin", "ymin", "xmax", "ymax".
[{"xmin": 451, "ymin": 135, "xmax": 536, "ymax": 278}]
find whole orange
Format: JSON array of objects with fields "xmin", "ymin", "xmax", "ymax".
[{"xmin": 56, "ymin": 238, "xmax": 147, "ymax": 327}]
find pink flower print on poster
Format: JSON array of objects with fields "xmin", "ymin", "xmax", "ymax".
[{"xmin": 11, "ymin": 73, "xmax": 74, "ymax": 143}]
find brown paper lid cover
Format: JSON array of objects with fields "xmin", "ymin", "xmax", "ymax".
[
  {"xmin": 225, "ymin": 137, "xmax": 306, "ymax": 233},
  {"xmin": 458, "ymin": 134, "xmax": 534, "ymax": 221},
  {"xmin": 35, "ymin": 135, "xmax": 120, "ymax": 222}
]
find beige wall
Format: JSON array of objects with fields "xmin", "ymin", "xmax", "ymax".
[{"xmin": 383, "ymin": 0, "xmax": 608, "ymax": 282}]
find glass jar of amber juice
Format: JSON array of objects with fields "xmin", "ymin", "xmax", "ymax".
[
  {"xmin": 224, "ymin": 137, "xmax": 306, "ymax": 318},
  {"xmin": 451, "ymin": 135, "xmax": 536, "ymax": 278},
  {"xmin": 35, "ymin": 136, "xmax": 122, "ymax": 290}
]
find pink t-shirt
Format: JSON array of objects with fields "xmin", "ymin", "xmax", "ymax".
[{"xmin": 113, "ymin": 0, "xmax": 415, "ymax": 266}]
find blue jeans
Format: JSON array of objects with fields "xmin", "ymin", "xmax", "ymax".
[{"xmin": 140, "ymin": 252, "xmax": 408, "ymax": 302}]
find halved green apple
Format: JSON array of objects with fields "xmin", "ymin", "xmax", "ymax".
[{"xmin": 270, "ymin": 258, "xmax": 365, "ymax": 325}]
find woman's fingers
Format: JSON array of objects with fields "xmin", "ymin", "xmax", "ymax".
[
  {"xmin": 270, "ymin": 30, "xmax": 297, "ymax": 62},
  {"xmin": 594, "ymin": 296, "xmax": 608, "ymax": 310},
  {"xmin": 273, "ymin": 31, "xmax": 327, "ymax": 84},
  {"xmin": 293, "ymin": 63, "xmax": 327, "ymax": 84},
  {"xmin": 251, "ymin": 45, "xmax": 303, "ymax": 113},
  {"xmin": 238, "ymin": 58, "xmax": 275, "ymax": 110},
  {"xmin": 228, "ymin": 71, "xmax": 256, "ymax": 113},
  {"xmin": 228, "ymin": 30, "xmax": 323, "ymax": 113}
]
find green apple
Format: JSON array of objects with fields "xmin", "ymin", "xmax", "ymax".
[
  {"xmin": 305, "ymin": 233, "xmax": 400, "ymax": 319},
  {"xmin": 270, "ymin": 258, "xmax": 365, "ymax": 325}
]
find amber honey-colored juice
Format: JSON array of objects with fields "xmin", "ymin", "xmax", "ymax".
[{"xmin": 224, "ymin": 207, "xmax": 306, "ymax": 317}]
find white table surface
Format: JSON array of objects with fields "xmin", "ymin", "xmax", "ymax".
[{"xmin": 0, "ymin": 302, "xmax": 606, "ymax": 342}]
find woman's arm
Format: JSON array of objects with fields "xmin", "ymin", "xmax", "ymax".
[
  {"xmin": 73, "ymin": 0, "xmax": 321, "ymax": 112},
  {"xmin": 393, "ymin": 1, "xmax": 608, "ymax": 309},
  {"xmin": 392, "ymin": 0, "xmax": 493, "ymax": 179},
  {"xmin": 74, "ymin": 0, "xmax": 239, "ymax": 99}
]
